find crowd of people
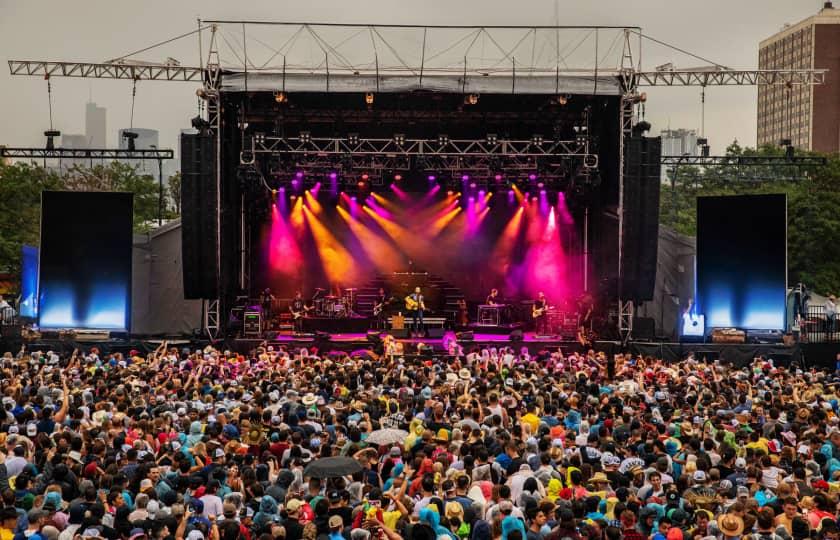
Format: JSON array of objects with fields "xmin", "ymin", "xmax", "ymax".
[{"xmin": 0, "ymin": 341, "xmax": 838, "ymax": 540}]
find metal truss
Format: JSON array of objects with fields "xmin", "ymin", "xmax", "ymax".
[
  {"xmin": 660, "ymin": 155, "xmax": 826, "ymax": 167},
  {"xmin": 8, "ymin": 60, "xmax": 203, "ymax": 81},
  {"xmin": 203, "ymin": 299, "xmax": 220, "ymax": 341},
  {"xmin": 0, "ymin": 147, "xmax": 174, "ymax": 160},
  {"xmin": 253, "ymin": 136, "xmax": 590, "ymax": 158},
  {"xmin": 635, "ymin": 69, "xmax": 826, "ymax": 87}
]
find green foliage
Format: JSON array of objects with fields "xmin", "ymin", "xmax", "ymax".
[
  {"xmin": 0, "ymin": 160, "xmax": 180, "ymax": 278},
  {"xmin": 659, "ymin": 143, "xmax": 840, "ymax": 295},
  {"xmin": 0, "ymin": 162, "xmax": 62, "ymax": 276}
]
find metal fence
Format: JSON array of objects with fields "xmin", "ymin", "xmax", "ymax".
[{"xmin": 800, "ymin": 305, "xmax": 839, "ymax": 343}]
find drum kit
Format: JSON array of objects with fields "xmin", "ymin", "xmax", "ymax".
[{"xmin": 312, "ymin": 288, "xmax": 358, "ymax": 318}]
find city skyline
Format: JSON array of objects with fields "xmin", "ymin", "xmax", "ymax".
[{"xmin": 0, "ymin": 0, "xmax": 830, "ymax": 156}]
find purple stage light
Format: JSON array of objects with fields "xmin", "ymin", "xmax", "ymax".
[
  {"xmin": 351, "ymin": 196, "xmax": 357, "ymax": 201},
  {"xmin": 329, "ymin": 172, "xmax": 338, "ymax": 180},
  {"xmin": 537, "ymin": 182, "xmax": 544, "ymax": 189},
  {"xmin": 469, "ymin": 182, "xmax": 477, "ymax": 188},
  {"xmin": 295, "ymin": 171, "xmax": 304, "ymax": 179},
  {"xmin": 462, "ymin": 174, "xmax": 470, "ymax": 181},
  {"xmin": 540, "ymin": 190, "xmax": 546, "ymax": 195},
  {"xmin": 428, "ymin": 174, "xmax": 436, "ymax": 181},
  {"xmin": 508, "ymin": 189, "xmax": 514, "ymax": 196},
  {"xmin": 291, "ymin": 179, "xmax": 299, "ymax": 187},
  {"xmin": 529, "ymin": 173, "xmax": 537, "ymax": 181},
  {"xmin": 494, "ymin": 174, "xmax": 503, "ymax": 181}
]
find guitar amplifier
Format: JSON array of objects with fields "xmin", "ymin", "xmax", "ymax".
[
  {"xmin": 391, "ymin": 314, "xmax": 405, "ymax": 330},
  {"xmin": 244, "ymin": 310, "xmax": 262, "ymax": 336}
]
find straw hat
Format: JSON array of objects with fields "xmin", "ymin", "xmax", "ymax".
[
  {"xmin": 718, "ymin": 514, "xmax": 745, "ymax": 537},
  {"xmin": 590, "ymin": 472, "xmax": 610, "ymax": 484}
]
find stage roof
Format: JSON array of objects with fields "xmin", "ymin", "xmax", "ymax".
[{"xmin": 208, "ymin": 22, "xmax": 632, "ymax": 96}]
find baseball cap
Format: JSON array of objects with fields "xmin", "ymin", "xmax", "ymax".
[
  {"xmin": 328, "ymin": 515, "xmax": 343, "ymax": 529},
  {"xmin": 693, "ymin": 470, "xmax": 707, "ymax": 483},
  {"xmin": 734, "ymin": 457, "xmax": 746, "ymax": 470},
  {"xmin": 285, "ymin": 499, "xmax": 302, "ymax": 515},
  {"xmin": 222, "ymin": 503, "xmax": 237, "ymax": 518}
]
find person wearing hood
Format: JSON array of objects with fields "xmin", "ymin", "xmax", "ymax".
[{"xmin": 418, "ymin": 507, "xmax": 457, "ymax": 540}]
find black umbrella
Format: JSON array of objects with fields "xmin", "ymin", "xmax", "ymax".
[{"xmin": 303, "ymin": 456, "xmax": 363, "ymax": 479}]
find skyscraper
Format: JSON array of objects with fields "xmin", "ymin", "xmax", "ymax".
[
  {"xmin": 85, "ymin": 102, "xmax": 107, "ymax": 148},
  {"xmin": 757, "ymin": 2, "xmax": 840, "ymax": 153}
]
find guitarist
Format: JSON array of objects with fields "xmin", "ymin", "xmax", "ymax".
[
  {"xmin": 289, "ymin": 291, "xmax": 309, "ymax": 333},
  {"xmin": 405, "ymin": 286, "xmax": 426, "ymax": 336},
  {"xmin": 532, "ymin": 291, "xmax": 549, "ymax": 335},
  {"xmin": 373, "ymin": 288, "xmax": 388, "ymax": 329}
]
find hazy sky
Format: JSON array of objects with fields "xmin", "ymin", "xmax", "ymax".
[{"xmin": 0, "ymin": 0, "xmax": 826, "ymax": 157}]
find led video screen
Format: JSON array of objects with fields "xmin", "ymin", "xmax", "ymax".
[
  {"xmin": 696, "ymin": 194, "xmax": 786, "ymax": 330},
  {"xmin": 38, "ymin": 191, "xmax": 133, "ymax": 330},
  {"xmin": 19, "ymin": 245, "xmax": 39, "ymax": 319}
]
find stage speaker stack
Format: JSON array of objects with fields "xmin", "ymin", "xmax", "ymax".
[
  {"xmin": 621, "ymin": 136, "xmax": 662, "ymax": 302},
  {"xmin": 508, "ymin": 329, "xmax": 523, "ymax": 342},
  {"xmin": 180, "ymin": 133, "xmax": 218, "ymax": 299},
  {"xmin": 243, "ymin": 309, "xmax": 262, "ymax": 336}
]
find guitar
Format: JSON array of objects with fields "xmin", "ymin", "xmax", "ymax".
[
  {"xmin": 405, "ymin": 295, "xmax": 425, "ymax": 311},
  {"xmin": 291, "ymin": 306, "xmax": 313, "ymax": 320},
  {"xmin": 532, "ymin": 305, "xmax": 552, "ymax": 318}
]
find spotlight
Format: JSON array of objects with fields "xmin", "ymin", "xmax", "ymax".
[
  {"xmin": 299, "ymin": 131, "xmax": 311, "ymax": 144},
  {"xmin": 271, "ymin": 189, "xmax": 278, "ymax": 198},
  {"xmin": 44, "ymin": 129, "xmax": 61, "ymax": 151},
  {"xmin": 122, "ymin": 130, "xmax": 138, "ymax": 152},
  {"xmin": 329, "ymin": 172, "xmax": 338, "ymax": 180},
  {"xmin": 632, "ymin": 121, "xmax": 651, "ymax": 136},
  {"xmin": 469, "ymin": 182, "xmax": 477, "ymax": 189},
  {"xmin": 274, "ymin": 91, "xmax": 288, "ymax": 103},
  {"xmin": 190, "ymin": 115, "xmax": 211, "ymax": 131},
  {"xmin": 528, "ymin": 173, "xmax": 537, "ymax": 181},
  {"xmin": 531, "ymin": 134, "xmax": 544, "ymax": 147},
  {"xmin": 347, "ymin": 133, "xmax": 360, "ymax": 146},
  {"xmin": 365, "ymin": 92, "xmax": 374, "ymax": 105},
  {"xmin": 461, "ymin": 174, "xmax": 470, "ymax": 182},
  {"xmin": 394, "ymin": 133, "xmax": 406, "ymax": 146},
  {"xmin": 438, "ymin": 134, "xmax": 449, "ymax": 146},
  {"xmin": 556, "ymin": 94, "xmax": 569, "ymax": 106},
  {"xmin": 290, "ymin": 195, "xmax": 298, "ymax": 200},
  {"xmin": 427, "ymin": 174, "xmax": 437, "ymax": 182},
  {"xmin": 295, "ymin": 171, "xmax": 304, "ymax": 179},
  {"xmin": 447, "ymin": 190, "xmax": 454, "ymax": 196},
  {"xmin": 494, "ymin": 174, "xmax": 503, "ymax": 181},
  {"xmin": 394, "ymin": 174, "xmax": 403, "ymax": 181},
  {"xmin": 537, "ymin": 182, "xmax": 544, "ymax": 188},
  {"xmin": 583, "ymin": 154, "xmax": 599, "ymax": 169},
  {"xmin": 361, "ymin": 173, "xmax": 369, "ymax": 181},
  {"xmin": 357, "ymin": 181, "xmax": 366, "ymax": 188},
  {"xmin": 465, "ymin": 93, "xmax": 479, "ymax": 105},
  {"xmin": 254, "ymin": 132, "xmax": 266, "ymax": 145},
  {"xmin": 486, "ymin": 133, "xmax": 498, "ymax": 145}
]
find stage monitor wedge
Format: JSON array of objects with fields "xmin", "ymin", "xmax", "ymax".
[{"xmin": 38, "ymin": 191, "xmax": 133, "ymax": 330}]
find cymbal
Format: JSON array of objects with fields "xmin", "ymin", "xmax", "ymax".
[{"xmin": 344, "ymin": 288, "xmax": 358, "ymax": 291}]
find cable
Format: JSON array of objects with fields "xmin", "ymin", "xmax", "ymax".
[
  {"xmin": 130, "ymin": 79, "xmax": 137, "ymax": 129},
  {"xmin": 106, "ymin": 26, "xmax": 210, "ymax": 64},
  {"xmin": 46, "ymin": 79, "xmax": 54, "ymax": 130},
  {"xmin": 631, "ymin": 30, "xmax": 729, "ymax": 70}
]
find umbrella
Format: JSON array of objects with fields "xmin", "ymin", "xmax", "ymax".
[
  {"xmin": 366, "ymin": 429, "xmax": 409, "ymax": 446},
  {"xmin": 303, "ymin": 456, "xmax": 363, "ymax": 479}
]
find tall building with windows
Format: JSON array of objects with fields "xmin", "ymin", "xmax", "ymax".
[
  {"xmin": 85, "ymin": 102, "xmax": 107, "ymax": 148},
  {"xmin": 757, "ymin": 2, "xmax": 840, "ymax": 153}
]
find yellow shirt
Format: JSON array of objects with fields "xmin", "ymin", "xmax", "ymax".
[
  {"xmin": 382, "ymin": 510, "xmax": 402, "ymax": 530},
  {"xmin": 521, "ymin": 413, "xmax": 541, "ymax": 434}
]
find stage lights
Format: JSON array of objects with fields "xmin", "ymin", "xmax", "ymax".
[
  {"xmin": 122, "ymin": 130, "xmax": 138, "ymax": 151},
  {"xmin": 531, "ymin": 134, "xmax": 544, "ymax": 147},
  {"xmin": 486, "ymin": 133, "xmax": 498, "ymax": 145},
  {"xmin": 438, "ymin": 134, "xmax": 449, "ymax": 146},
  {"xmin": 300, "ymin": 131, "xmax": 312, "ymax": 144},
  {"xmin": 393, "ymin": 133, "xmax": 406, "ymax": 146},
  {"xmin": 556, "ymin": 94, "xmax": 569, "ymax": 106},
  {"xmin": 274, "ymin": 91, "xmax": 288, "ymax": 103},
  {"xmin": 465, "ymin": 93, "xmax": 479, "ymax": 105},
  {"xmin": 348, "ymin": 133, "xmax": 360, "ymax": 146},
  {"xmin": 394, "ymin": 174, "xmax": 403, "ymax": 181},
  {"xmin": 427, "ymin": 174, "xmax": 437, "ymax": 182},
  {"xmin": 44, "ymin": 130, "xmax": 61, "ymax": 151},
  {"xmin": 365, "ymin": 92, "xmax": 374, "ymax": 105}
]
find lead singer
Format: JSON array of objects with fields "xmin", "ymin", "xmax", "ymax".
[{"xmin": 405, "ymin": 286, "xmax": 425, "ymax": 337}]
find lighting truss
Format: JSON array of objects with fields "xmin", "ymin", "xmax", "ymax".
[
  {"xmin": 0, "ymin": 147, "xmax": 175, "ymax": 160},
  {"xmin": 660, "ymin": 155, "xmax": 826, "ymax": 167},
  {"xmin": 635, "ymin": 69, "xmax": 826, "ymax": 87},
  {"xmin": 7, "ymin": 60, "xmax": 203, "ymax": 81},
  {"xmin": 253, "ymin": 136, "xmax": 590, "ymax": 158}
]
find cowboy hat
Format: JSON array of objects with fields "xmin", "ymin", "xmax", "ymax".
[
  {"xmin": 302, "ymin": 393, "xmax": 317, "ymax": 406},
  {"xmin": 718, "ymin": 514, "xmax": 744, "ymax": 537},
  {"xmin": 590, "ymin": 472, "xmax": 610, "ymax": 484}
]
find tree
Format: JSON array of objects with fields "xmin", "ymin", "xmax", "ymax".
[
  {"xmin": 659, "ymin": 142, "xmax": 840, "ymax": 295},
  {"xmin": 63, "ymin": 161, "xmax": 177, "ymax": 231},
  {"xmin": 0, "ymin": 162, "xmax": 62, "ymax": 275},
  {"xmin": 168, "ymin": 171, "xmax": 181, "ymax": 215}
]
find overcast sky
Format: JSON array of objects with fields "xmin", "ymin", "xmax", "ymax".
[{"xmin": 0, "ymin": 0, "xmax": 826, "ymax": 158}]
